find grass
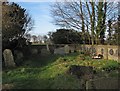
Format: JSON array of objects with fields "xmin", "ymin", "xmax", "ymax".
[{"xmin": 2, "ymin": 52, "xmax": 120, "ymax": 89}]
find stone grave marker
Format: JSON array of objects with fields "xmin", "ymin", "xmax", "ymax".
[
  {"xmin": 3, "ymin": 49, "xmax": 16, "ymax": 67},
  {"xmin": 14, "ymin": 50, "xmax": 24, "ymax": 65},
  {"xmin": 54, "ymin": 47, "xmax": 65, "ymax": 55},
  {"xmin": 14, "ymin": 50, "xmax": 23, "ymax": 60},
  {"xmin": 64, "ymin": 45, "xmax": 70, "ymax": 54}
]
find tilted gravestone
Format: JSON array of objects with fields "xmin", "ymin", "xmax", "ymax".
[{"xmin": 3, "ymin": 49, "xmax": 16, "ymax": 67}]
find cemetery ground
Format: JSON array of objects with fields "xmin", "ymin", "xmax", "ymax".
[{"xmin": 2, "ymin": 52, "xmax": 120, "ymax": 89}]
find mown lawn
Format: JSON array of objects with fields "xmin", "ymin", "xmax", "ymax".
[{"xmin": 2, "ymin": 53, "xmax": 120, "ymax": 89}]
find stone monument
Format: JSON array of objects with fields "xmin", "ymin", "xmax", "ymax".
[{"xmin": 3, "ymin": 49, "xmax": 16, "ymax": 67}]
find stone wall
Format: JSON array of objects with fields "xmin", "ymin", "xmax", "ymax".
[
  {"xmin": 84, "ymin": 45, "xmax": 119, "ymax": 62},
  {"xmin": 30, "ymin": 44, "xmax": 120, "ymax": 62}
]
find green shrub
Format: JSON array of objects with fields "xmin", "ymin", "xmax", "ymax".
[{"xmin": 101, "ymin": 60, "xmax": 120, "ymax": 72}]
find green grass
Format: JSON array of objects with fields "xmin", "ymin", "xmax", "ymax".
[{"xmin": 2, "ymin": 52, "xmax": 120, "ymax": 89}]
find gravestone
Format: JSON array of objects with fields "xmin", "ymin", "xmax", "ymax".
[
  {"xmin": 3, "ymin": 49, "xmax": 16, "ymax": 67},
  {"xmin": 64, "ymin": 45, "xmax": 70, "ymax": 54},
  {"xmin": 14, "ymin": 50, "xmax": 23, "ymax": 65},
  {"xmin": 54, "ymin": 47, "xmax": 65, "ymax": 55},
  {"xmin": 14, "ymin": 50, "xmax": 23, "ymax": 60}
]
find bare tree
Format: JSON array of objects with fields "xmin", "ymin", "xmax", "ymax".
[
  {"xmin": 50, "ymin": 0, "xmax": 118, "ymax": 45},
  {"xmin": 25, "ymin": 34, "xmax": 31, "ymax": 41}
]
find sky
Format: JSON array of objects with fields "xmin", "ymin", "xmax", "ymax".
[
  {"xmin": 8, "ymin": 0, "xmax": 119, "ymax": 36},
  {"xmin": 8, "ymin": 1, "xmax": 59, "ymax": 36}
]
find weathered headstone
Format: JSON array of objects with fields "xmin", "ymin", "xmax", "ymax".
[
  {"xmin": 46, "ymin": 44, "xmax": 50, "ymax": 52},
  {"xmin": 14, "ymin": 50, "xmax": 23, "ymax": 60},
  {"xmin": 54, "ymin": 47, "xmax": 65, "ymax": 55},
  {"xmin": 64, "ymin": 45, "xmax": 70, "ymax": 54},
  {"xmin": 3, "ymin": 49, "xmax": 16, "ymax": 67},
  {"xmin": 14, "ymin": 50, "xmax": 23, "ymax": 65}
]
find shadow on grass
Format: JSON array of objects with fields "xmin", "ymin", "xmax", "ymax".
[
  {"xmin": 22, "ymin": 54, "xmax": 60, "ymax": 68},
  {"xmin": 2, "ymin": 53, "xmax": 120, "ymax": 90},
  {"xmin": 3, "ymin": 72, "xmax": 82, "ymax": 90},
  {"xmin": 22, "ymin": 52, "xmax": 79, "ymax": 68},
  {"xmin": 3, "ymin": 73, "xmax": 120, "ymax": 90}
]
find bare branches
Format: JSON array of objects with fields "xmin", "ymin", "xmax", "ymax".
[{"xmin": 50, "ymin": 0, "xmax": 118, "ymax": 45}]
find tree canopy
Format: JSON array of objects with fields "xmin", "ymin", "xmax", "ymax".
[
  {"xmin": 49, "ymin": 29, "xmax": 83, "ymax": 44},
  {"xmin": 2, "ymin": 2, "xmax": 34, "ymax": 49}
]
